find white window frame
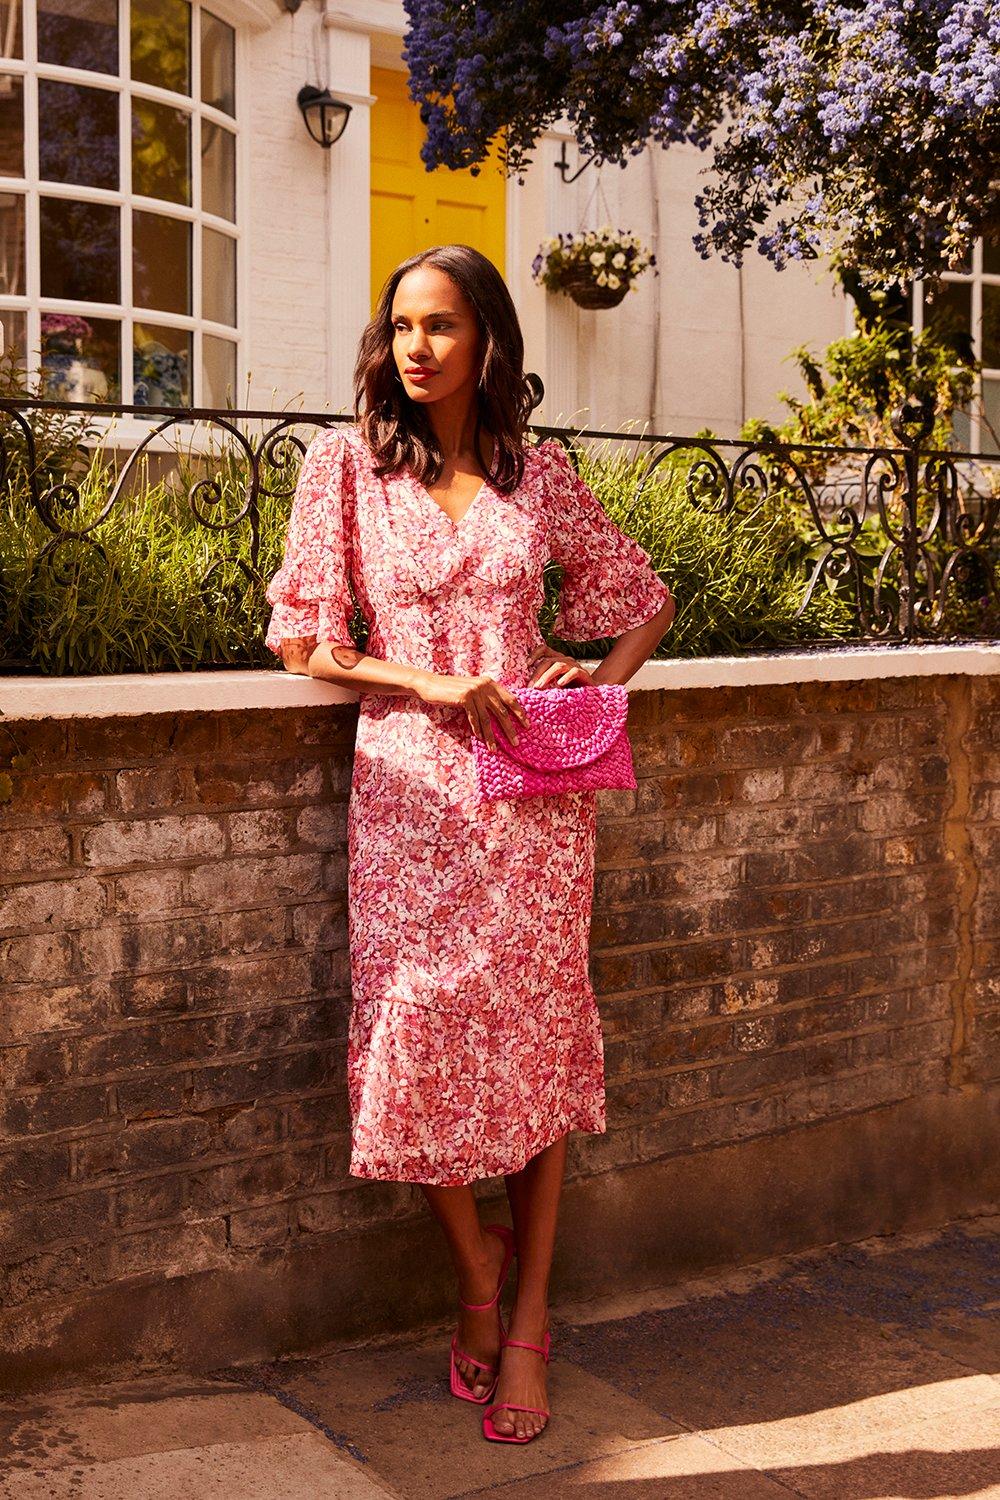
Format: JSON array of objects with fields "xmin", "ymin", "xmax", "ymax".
[
  {"xmin": 909, "ymin": 241, "xmax": 1000, "ymax": 457},
  {"xmin": 0, "ymin": 0, "xmax": 245, "ymax": 448}
]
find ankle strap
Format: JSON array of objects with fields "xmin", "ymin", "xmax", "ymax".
[
  {"xmin": 459, "ymin": 1287, "xmax": 501, "ymax": 1311},
  {"xmin": 503, "ymin": 1336, "xmax": 548, "ymax": 1358}
]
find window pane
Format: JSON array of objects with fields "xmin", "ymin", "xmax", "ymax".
[
  {"xmin": 982, "ymin": 379, "xmax": 1000, "ymax": 457},
  {"xmin": 131, "ymin": 0, "xmax": 190, "ymax": 95},
  {"xmin": 38, "ymin": 0, "xmax": 117, "ymax": 74},
  {"xmin": 0, "ymin": 191, "xmax": 23, "ymax": 293},
  {"xmin": 983, "ymin": 234, "xmax": 1000, "ymax": 277},
  {"xmin": 203, "ymin": 226, "xmax": 235, "ymax": 325},
  {"xmin": 40, "ymin": 197, "xmax": 119, "ymax": 302},
  {"xmin": 0, "ymin": 74, "xmax": 23, "ymax": 175},
  {"xmin": 133, "ymin": 209, "xmax": 190, "ymax": 315},
  {"xmin": 203, "ymin": 334, "xmax": 236, "ymax": 407},
  {"xmin": 201, "ymin": 10, "xmax": 234, "ymax": 116},
  {"xmin": 41, "ymin": 313, "xmax": 120, "ymax": 401},
  {"xmin": 0, "ymin": 309, "xmax": 27, "ymax": 372},
  {"xmin": 39, "ymin": 80, "xmax": 118, "ymax": 190},
  {"xmin": 950, "ymin": 403, "xmax": 972, "ymax": 452},
  {"xmin": 923, "ymin": 278, "xmax": 973, "ymax": 362},
  {"xmin": 133, "ymin": 321, "xmax": 191, "ymax": 405},
  {"xmin": 0, "ymin": 2, "xmax": 22, "ymax": 59},
  {"xmin": 982, "ymin": 285, "xmax": 1000, "ymax": 370},
  {"xmin": 132, "ymin": 98, "xmax": 190, "ymax": 204},
  {"xmin": 201, "ymin": 122, "xmax": 234, "ymax": 220}
]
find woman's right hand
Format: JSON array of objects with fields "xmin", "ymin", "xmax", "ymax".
[{"xmin": 413, "ymin": 671, "xmax": 530, "ymax": 751}]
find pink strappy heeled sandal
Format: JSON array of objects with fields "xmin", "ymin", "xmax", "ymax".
[
  {"xmin": 481, "ymin": 1327, "xmax": 552, "ymax": 1442},
  {"xmin": 449, "ymin": 1222, "xmax": 517, "ymax": 1404}
]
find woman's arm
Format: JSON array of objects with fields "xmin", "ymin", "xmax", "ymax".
[
  {"xmin": 305, "ymin": 639, "xmax": 425, "ymax": 698},
  {"xmin": 587, "ymin": 595, "xmax": 676, "ymax": 687}
]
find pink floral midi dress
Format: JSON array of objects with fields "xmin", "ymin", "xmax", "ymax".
[{"xmin": 264, "ymin": 423, "xmax": 670, "ymax": 1186}]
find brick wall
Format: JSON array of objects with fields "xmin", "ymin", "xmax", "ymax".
[{"xmin": 1, "ymin": 674, "xmax": 998, "ymax": 1390}]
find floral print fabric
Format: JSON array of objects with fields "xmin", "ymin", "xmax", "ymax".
[{"xmin": 265, "ymin": 425, "xmax": 670, "ymax": 1185}]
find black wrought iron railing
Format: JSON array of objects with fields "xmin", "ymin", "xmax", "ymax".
[{"xmin": 0, "ymin": 393, "xmax": 998, "ymax": 653}]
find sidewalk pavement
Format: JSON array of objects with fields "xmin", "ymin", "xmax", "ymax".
[{"xmin": 2, "ymin": 1214, "xmax": 997, "ymax": 1498}]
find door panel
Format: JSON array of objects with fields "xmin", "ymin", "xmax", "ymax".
[{"xmin": 370, "ymin": 65, "xmax": 506, "ymax": 313}]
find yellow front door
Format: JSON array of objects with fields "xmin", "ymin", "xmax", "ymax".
[{"xmin": 370, "ymin": 66, "xmax": 506, "ymax": 314}]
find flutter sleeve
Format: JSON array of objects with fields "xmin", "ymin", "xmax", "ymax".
[
  {"xmin": 264, "ymin": 427, "xmax": 357, "ymax": 657},
  {"xmin": 537, "ymin": 438, "xmax": 672, "ymax": 643}
]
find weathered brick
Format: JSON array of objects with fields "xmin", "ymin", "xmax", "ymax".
[
  {"xmin": 228, "ymin": 1202, "xmax": 292, "ymax": 1248},
  {"xmin": 1, "ymin": 826, "xmax": 72, "ymax": 875},
  {"xmin": 1, "ymin": 930, "xmax": 75, "ymax": 983},
  {"xmin": 227, "ymin": 808, "xmax": 297, "ymax": 853},
  {"xmin": 0, "ymin": 1188, "xmax": 113, "ymax": 1255},
  {"xmin": 0, "ymin": 874, "xmax": 100, "ymax": 932},
  {"xmin": 115, "ymin": 766, "xmax": 188, "ymax": 814},
  {"xmin": 75, "ymin": 1118, "xmax": 213, "ymax": 1176},
  {"xmin": 81, "ymin": 815, "xmax": 227, "ymax": 869},
  {"xmin": 111, "ymin": 869, "xmax": 187, "ymax": 919},
  {"xmin": 185, "ymin": 853, "xmax": 326, "ymax": 908},
  {"xmin": 0, "ymin": 1083, "xmax": 107, "ymax": 1139},
  {"xmin": 187, "ymin": 1146, "xmax": 322, "ymax": 1211},
  {"xmin": 115, "ymin": 1172, "xmax": 187, "ymax": 1227},
  {"xmin": 4, "ymin": 979, "xmax": 111, "ymax": 1038}
]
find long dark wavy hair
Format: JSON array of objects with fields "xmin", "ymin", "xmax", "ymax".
[{"xmin": 352, "ymin": 244, "xmax": 544, "ymax": 497}]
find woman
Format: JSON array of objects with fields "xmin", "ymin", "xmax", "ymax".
[{"xmin": 264, "ymin": 244, "xmax": 675, "ymax": 1444}]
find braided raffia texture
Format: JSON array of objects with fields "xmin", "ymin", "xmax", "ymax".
[{"xmin": 472, "ymin": 684, "xmax": 636, "ymax": 802}]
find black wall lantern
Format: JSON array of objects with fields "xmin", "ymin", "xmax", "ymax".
[{"xmin": 297, "ymin": 85, "xmax": 351, "ymax": 149}]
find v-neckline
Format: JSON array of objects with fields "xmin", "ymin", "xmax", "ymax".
[{"xmin": 407, "ymin": 470, "xmax": 488, "ymax": 530}]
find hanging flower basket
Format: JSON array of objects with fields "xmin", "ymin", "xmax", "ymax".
[
  {"xmin": 559, "ymin": 265, "xmax": 629, "ymax": 309},
  {"xmin": 531, "ymin": 225, "xmax": 657, "ymax": 310}
]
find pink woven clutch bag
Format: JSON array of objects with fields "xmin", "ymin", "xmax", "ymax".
[{"xmin": 471, "ymin": 683, "xmax": 636, "ymax": 802}]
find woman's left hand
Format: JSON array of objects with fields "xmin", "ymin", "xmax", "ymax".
[{"xmin": 526, "ymin": 641, "xmax": 594, "ymax": 688}]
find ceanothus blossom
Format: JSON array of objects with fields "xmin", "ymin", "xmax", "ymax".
[{"xmin": 401, "ymin": 0, "xmax": 1000, "ymax": 284}]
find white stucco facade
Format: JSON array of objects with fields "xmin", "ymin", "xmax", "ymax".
[{"xmin": 239, "ymin": 0, "xmax": 852, "ymax": 437}]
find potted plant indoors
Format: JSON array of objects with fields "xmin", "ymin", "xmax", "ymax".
[{"xmin": 531, "ymin": 224, "xmax": 657, "ymax": 309}]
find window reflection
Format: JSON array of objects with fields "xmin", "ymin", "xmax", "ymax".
[
  {"xmin": 982, "ymin": 380, "xmax": 1000, "ymax": 456},
  {"xmin": 983, "ymin": 286, "xmax": 1000, "ymax": 371},
  {"xmin": 0, "ymin": 73, "xmax": 22, "ymax": 175},
  {"xmin": 201, "ymin": 10, "xmax": 234, "ymax": 116},
  {"xmin": 201, "ymin": 122, "xmax": 235, "ymax": 219},
  {"xmin": 203, "ymin": 226, "xmax": 235, "ymax": 325},
  {"xmin": 39, "ymin": 79, "xmax": 118, "ymax": 189},
  {"xmin": 0, "ymin": 309, "xmax": 27, "ymax": 371},
  {"xmin": 133, "ymin": 321, "xmax": 191, "ymax": 405},
  {"xmin": 923, "ymin": 279, "xmax": 974, "ymax": 364},
  {"xmin": 131, "ymin": 0, "xmax": 190, "ymax": 95},
  {"xmin": 38, "ymin": 0, "xmax": 117, "ymax": 75},
  {"xmin": 132, "ymin": 98, "xmax": 190, "ymax": 204},
  {"xmin": 40, "ymin": 313, "xmax": 120, "ymax": 402},
  {"xmin": 0, "ymin": 1, "xmax": 22, "ymax": 60},
  {"xmin": 133, "ymin": 209, "xmax": 191, "ymax": 315},
  {"xmin": 40, "ymin": 197, "xmax": 119, "ymax": 302},
  {"xmin": 0, "ymin": 190, "xmax": 23, "ymax": 293},
  {"xmin": 203, "ymin": 334, "xmax": 236, "ymax": 406},
  {"xmin": 984, "ymin": 236, "xmax": 1000, "ymax": 277}
]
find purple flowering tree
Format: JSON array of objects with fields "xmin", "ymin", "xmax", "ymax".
[{"xmin": 401, "ymin": 1, "xmax": 1000, "ymax": 284}]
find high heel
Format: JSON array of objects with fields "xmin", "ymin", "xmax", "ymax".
[
  {"xmin": 481, "ymin": 1328, "xmax": 552, "ymax": 1442},
  {"xmin": 449, "ymin": 1222, "xmax": 517, "ymax": 1404}
]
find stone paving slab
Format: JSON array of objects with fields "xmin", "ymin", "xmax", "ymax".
[
  {"xmin": 1, "ymin": 1215, "xmax": 997, "ymax": 1499},
  {"xmin": 242, "ymin": 1335, "xmax": 687, "ymax": 1499},
  {"xmin": 0, "ymin": 1375, "xmax": 393, "ymax": 1499}
]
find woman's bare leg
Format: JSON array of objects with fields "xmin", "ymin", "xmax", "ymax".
[
  {"xmin": 494, "ymin": 1132, "xmax": 568, "ymax": 1438},
  {"xmin": 419, "ymin": 1183, "xmax": 509, "ymax": 1398}
]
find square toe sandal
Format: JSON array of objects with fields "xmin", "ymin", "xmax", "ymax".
[
  {"xmin": 481, "ymin": 1328, "xmax": 552, "ymax": 1442},
  {"xmin": 449, "ymin": 1222, "xmax": 517, "ymax": 1404}
]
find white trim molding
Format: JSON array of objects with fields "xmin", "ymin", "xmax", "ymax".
[{"xmin": 3, "ymin": 644, "xmax": 998, "ymax": 721}]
